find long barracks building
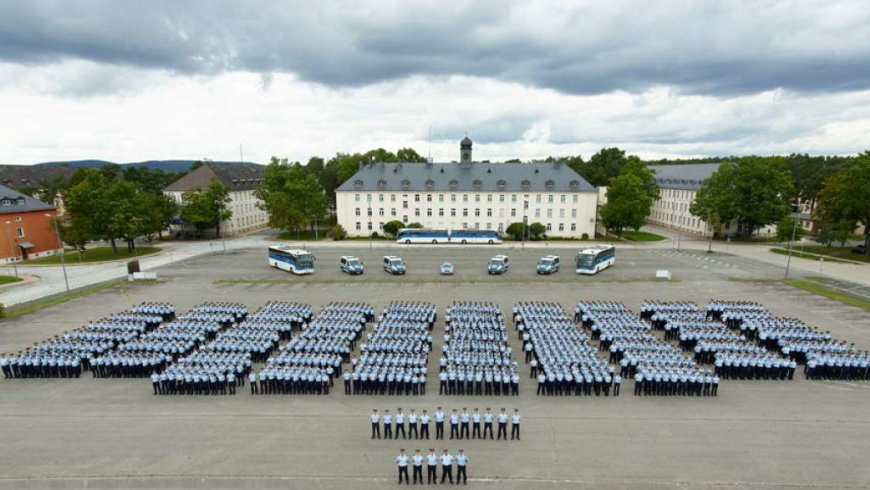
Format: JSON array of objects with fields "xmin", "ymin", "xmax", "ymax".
[{"xmin": 335, "ymin": 138, "xmax": 599, "ymax": 238}]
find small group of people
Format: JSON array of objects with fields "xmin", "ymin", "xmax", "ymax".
[
  {"xmin": 370, "ymin": 407, "xmax": 522, "ymax": 441},
  {"xmin": 396, "ymin": 448, "xmax": 469, "ymax": 485}
]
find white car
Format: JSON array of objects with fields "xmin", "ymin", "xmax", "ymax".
[{"xmin": 440, "ymin": 262, "xmax": 455, "ymax": 275}]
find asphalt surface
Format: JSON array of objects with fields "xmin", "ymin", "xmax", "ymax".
[{"xmin": 1, "ymin": 245, "xmax": 869, "ymax": 490}]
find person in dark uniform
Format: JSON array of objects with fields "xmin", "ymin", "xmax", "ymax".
[
  {"xmin": 370, "ymin": 409, "xmax": 381, "ymax": 439},
  {"xmin": 420, "ymin": 410, "xmax": 431, "ymax": 440},
  {"xmin": 440, "ymin": 449, "xmax": 454, "ymax": 484},
  {"xmin": 412, "ymin": 449, "xmax": 424, "ymax": 485},
  {"xmin": 396, "ymin": 449, "xmax": 409, "ymax": 485},
  {"xmin": 426, "ymin": 449, "xmax": 438, "ymax": 484},
  {"xmin": 456, "ymin": 449, "xmax": 469, "ymax": 485}
]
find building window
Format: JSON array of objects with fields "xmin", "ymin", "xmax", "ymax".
[
  {"xmin": 546, "ymin": 223, "xmax": 552, "ymax": 231},
  {"xmin": 474, "ymin": 209, "xmax": 480, "ymax": 217},
  {"xmin": 486, "ymin": 223, "xmax": 492, "ymax": 229},
  {"xmin": 355, "ymin": 194, "xmax": 361, "ymax": 202},
  {"xmin": 547, "ymin": 209, "xmax": 553, "ymax": 218},
  {"xmin": 14, "ymin": 216, "xmax": 21, "ymax": 222},
  {"xmin": 571, "ymin": 209, "xmax": 577, "ymax": 218},
  {"xmin": 353, "ymin": 179, "xmax": 364, "ymax": 188},
  {"xmin": 497, "ymin": 179, "xmax": 507, "ymax": 189},
  {"xmin": 474, "ymin": 194, "xmax": 480, "ymax": 202},
  {"xmin": 569, "ymin": 180, "xmax": 580, "ymax": 190},
  {"xmin": 439, "ymin": 194, "xmax": 444, "ymax": 202},
  {"xmin": 427, "ymin": 209, "xmax": 432, "ymax": 217},
  {"xmin": 521, "ymin": 180, "xmax": 531, "ymax": 189},
  {"xmin": 403, "ymin": 215, "xmax": 409, "ymax": 223},
  {"xmin": 571, "ymin": 223, "xmax": 576, "ymax": 231},
  {"xmin": 379, "ymin": 208, "xmax": 385, "ymax": 217},
  {"xmin": 439, "ymin": 209, "xmax": 444, "ymax": 217},
  {"xmin": 559, "ymin": 209, "xmax": 565, "ymax": 218},
  {"xmin": 426, "ymin": 194, "xmax": 432, "ymax": 202},
  {"xmin": 462, "ymin": 209, "xmax": 468, "ymax": 217},
  {"xmin": 403, "ymin": 200, "xmax": 408, "ymax": 209},
  {"xmin": 573, "ymin": 195, "xmax": 578, "ymax": 203},
  {"xmin": 377, "ymin": 179, "xmax": 387, "ymax": 189},
  {"xmin": 451, "ymin": 209, "xmax": 456, "ymax": 217},
  {"xmin": 558, "ymin": 223, "xmax": 564, "ymax": 231},
  {"xmin": 511, "ymin": 209, "xmax": 516, "ymax": 217},
  {"xmin": 548, "ymin": 195, "xmax": 554, "ymax": 203},
  {"xmin": 545, "ymin": 180, "xmax": 555, "ymax": 189},
  {"xmin": 367, "ymin": 208, "xmax": 372, "ymax": 216},
  {"xmin": 415, "ymin": 194, "xmax": 420, "ymax": 202},
  {"xmin": 391, "ymin": 194, "xmax": 397, "ymax": 202},
  {"xmin": 462, "ymin": 195, "xmax": 468, "ymax": 203},
  {"xmin": 487, "ymin": 195, "xmax": 493, "ymax": 202},
  {"xmin": 415, "ymin": 209, "xmax": 420, "ymax": 217},
  {"xmin": 356, "ymin": 222, "xmax": 361, "ymax": 230},
  {"xmin": 391, "ymin": 208, "xmax": 397, "ymax": 216},
  {"xmin": 425, "ymin": 180, "xmax": 435, "ymax": 189},
  {"xmin": 560, "ymin": 195, "xmax": 566, "ymax": 203},
  {"xmin": 472, "ymin": 179, "xmax": 482, "ymax": 189},
  {"xmin": 449, "ymin": 180, "xmax": 458, "ymax": 189},
  {"xmin": 451, "ymin": 195, "xmax": 457, "ymax": 203},
  {"xmin": 379, "ymin": 194, "xmax": 384, "ymax": 202},
  {"xmin": 499, "ymin": 195, "xmax": 505, "ymax": 203},
  {"xmin": 368, "ymin": 222, "xmax": 373, "ymax": 230},
  {"xmin": 486, "ymin": 209, "xmax": 492, "ymax": 217},
  {"xmin": 536, "ymin": 195, "xmax": 541, "ymax": 204},
  {"xmin": 355, "ymin": 208, "xmax": 361, "ymax": 216},
  {"xmin": 511, "ymin": 195, "xmax": 517, "ymax": 203},
  {"xmin": 401, "ymin": 180, "xmax": 411, "ymax": 189}
]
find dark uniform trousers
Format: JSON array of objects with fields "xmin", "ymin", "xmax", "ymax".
[
  {"xmin": 450, "ymin": 422, "xmax": 459, "ymax": 439},
  {"xmin": 472, "ymin": 422, "xmax": 481, "ymax": 439},
  {"xmin": 511, "ymin": 423, "xmax": 521, "ymax": 440},
  {"xmin": 457, "ymin": 464, "xmax": 467, "ymax": 484},
  {"xmin": 427, "ymin": 465, "xmax": 438, "ymax": 484},
  {"xmin": 408, "ymin": 423, "xmax": 418, "ymax": 439},
  {"xmin": 371, "ymin": 423, "xmax": 381, "ymax": 439},
  {"xmin": 441, "ymin": 465, "xmax": 454, "ymax": 484},
  {"xmin": 412, "ymin": 465, "xmax": 423, "ymax": 484},
  {"xmin": 436, "ymin": 421, "xmax": 444, "ymax": 439},
  {"xmin": 398, "ymin": 465, "xmax": 409, "ymax": 485},
  {"xmin": 483, "ymin": 422, "xmax": 493, "ymax": 439},
  {"xmin": 420, "ymin": 423, "xmax": 430, "ymax": 439},
  {"xmin": 497, "ymin": 422, "xmax": 507, "ymax": 440}
]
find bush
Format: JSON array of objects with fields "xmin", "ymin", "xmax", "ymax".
[
  {"xmin": 0, "ymin": 302, "xmax": 4, "ymax": 318},
  {"xmin": 581, "ymin": 233, "xmax": 589, "ymax": 240},
  {"xmin": 383, "ymin": 220, "xmax": 405, "ymax": 237},
  {"xmin": 505, "ymin": 222, "xmax": 524, "ymax": 241},
  {"xmin": 407, "ymin": 222, "xmax": 424, "ymax": 229},
  {"xmin": 371, "ymin": 231, "xmax": 379, "ymax": 239},
  {"xmin": 330, "ymin": 224, "xmax": 347, "ymax": 241}
]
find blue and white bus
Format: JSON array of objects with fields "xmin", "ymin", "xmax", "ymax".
[
  {"xmin": 450, "ymin": 229, "xmax": 502, "ymax": 244},
  {"xmin": 268, "ymin": 246, "xmax": 315, "ymax": 275},
  {"xmin": 395, "ymin": 228, "xmax": 502, "ymax": 244},
  {"xmin": 576, "ymin": 244, "xmax": 615, "ymax": 274},
  {"xmin": 396, "ymin": 228, "xmax": 450, "ymax": 244}
]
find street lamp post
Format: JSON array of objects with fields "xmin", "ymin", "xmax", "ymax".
[
  {"xmin": 47, "ymin": 214, "xmax": 70, "ymax": 292},
  {"xmin": 4, "ymin": 221, "xmax": 18, "ymax": 278},
  {"xmin": 784, "ymin": 209, "xmax": 800, "ymax": 279},
  {"xmin": 313, "ymin": 214, "xmax": 319, "ymax": 241}
]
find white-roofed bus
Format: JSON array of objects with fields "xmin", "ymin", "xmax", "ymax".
[
  {"xmin": 268, "ymin": 246, "xmax": 315, "ymax": 275},
  {"xmin": 575, "ymin": 244, "xmax": 615, "ymax": 275}
]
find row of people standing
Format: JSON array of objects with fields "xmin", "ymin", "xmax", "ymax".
[{"xmin": 371, "ymin": 407, "xmax": 522, "ymax": 441}]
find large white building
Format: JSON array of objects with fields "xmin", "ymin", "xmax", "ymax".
[
  {"xmin": 335, "ymin": 138, "xmax": 599, "ymax": 238},
  {"xmin": 164, "ymin": 163, "xmax": 268, "ymax": 237}
]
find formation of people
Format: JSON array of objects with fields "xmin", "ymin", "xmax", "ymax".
[
  {"xmin": 439, "ymin": 302, "xmax": 519, "ymax": 397},
  {"xmin": 349, "ymin": 302, "xmax": 434, "ymax": 396},
  {"xmin": 371, "ymin": 406, "xmax": 522, "ymax": 441},
  {"xmin": 396, "ymin": 448, "xmax": 469, "ymax": 485}
]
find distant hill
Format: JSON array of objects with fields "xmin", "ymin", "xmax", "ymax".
[{"xmin": 31, "ymin": 160, "xmax": 262, "ymax": 173}]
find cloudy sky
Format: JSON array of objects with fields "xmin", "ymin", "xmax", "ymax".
[{"xmin": 2, "ymin": 0, "xmax": 870, "ymax": 165}]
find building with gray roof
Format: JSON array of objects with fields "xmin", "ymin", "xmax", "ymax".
[
  {"xmin": 0, "ymin": 184, "xmax": 60, "ymax": 264},
  {"xmin": 336, "ymin": 138, "xmax": 599, "ymax": 238}
]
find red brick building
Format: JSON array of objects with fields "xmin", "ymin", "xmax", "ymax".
[{"xmin": 0, "ymin": 184, "xmax": 60, "ymax": 264}]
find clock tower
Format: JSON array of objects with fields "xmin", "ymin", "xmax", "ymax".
[{"xmin": 459, "ymin": 136, "xmax": 473, "ymax": 166}]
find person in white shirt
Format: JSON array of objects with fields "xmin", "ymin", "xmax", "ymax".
[
  {"xmin": 483, "ymin": 408, "xmax": 494, "ymax": 439},
  {"xmin": 426, "ymin": 449, "xmax": 439, "ymax": 484},
  {"xmin": 456, "ymin": 449, "xmax": 469, "ymax": 485},
  {"xmin": 497, "ymin": 408, "xmax": 509, "ymax": 440},
  {"xmin": 370, "ymin": 409, "xmax": 381, "ymax": 439},
  {"xmin": 435, "ymin": 407, "xmax": 445, "ymax": 440},
  {"xmin": 396, "ymin": 448, "xmax": 409, "ymax": 485},
  {"xmin": 459, "ymin": 408, "xmax": 470, "ymax": 440},
  {"xmin": 449, "ymin": 409, "xmax": 460, "ymax": 440},
  {"xmin": 471, "ymin": 408, "xmax": 482, "ymax": 439},
  {"xmin": 440, "ymin": 449, "xmax": 454, "ymax": 484},
  {"xmin": 511, "ymin": 408, "xmax": 521, "ymax": 440},
  {"xmin": 395, "ymin": 408, "xmax": 407, "ymax": 440},
  {"xmin": 383, "ymin": 410, "xmax": 394, "ymax": 439},
  {"xmin": 412, "ymin": 449, "xmax": 424, "ymax": 485},
  {"xmin": 420, "ymin": 410, "xmax": 431, "ymax": 440},
  {"xmin": 408, "ymin": 409, "xmax": 419, "ymax": 440}
]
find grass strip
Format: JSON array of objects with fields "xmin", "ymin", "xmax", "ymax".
[
  {"xmin": 769, "ymin": 248, "xmax": 853, "ymax": 264},
  {"xmin": 0, "ymin": 275, "xmax": 23, "ymax": 285},
  {"xmin": 622, "ymin": 231, "xmax": 667, "ymax": 242},
  {"xmin": 4, "ymin": 280, "xmax": 124, "ymax": 318},
  {"xmin": 25, "ymin": 247, "xmax": 161, "ymax": 265},
  {"xmin": 784, "ymin": 279, "xmax": 870, "ymax": 311}
]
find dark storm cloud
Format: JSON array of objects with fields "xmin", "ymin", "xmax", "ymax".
[{"xmin": 3, "ymin": 0, "xmax": 870, "ymax": 96}]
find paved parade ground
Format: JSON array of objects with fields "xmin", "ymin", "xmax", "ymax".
[{"xmin": 1, "ymin": 245, "xmax": 870, "ymax": 489}]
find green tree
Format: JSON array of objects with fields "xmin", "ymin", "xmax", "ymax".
[
  {"xmin": 180, "ymin": 178, "xmax": 233, "ymax": 237},
  {"xmin": 406, "ymin": 222, "xmax": 424, "ymax": 229},
  {"xmin": 254, "ymin": 158, "xmax": 328, "ymax": 235},
  {"xmin": 599, "ymin": 161, "xmax": 660, "ymax": 239},
  {"xmin": 505, "ymin": 222, "xmax": 525, "ymax": 241},
  {"xmin": 690, "ymin": 157, "xmax": 792, "ymax": 237},
  {"xmin": 814, "ymin": 153, "xmax": 870, "ymax": 247},
  {"xmin": 396, "ymin": 148, "xmax": 427, "ymax": 162},
  {"xmin": 776, "ymin": 216, "xmax": 807, "ymax": 243},
  {"xmin": 330, "ymin": 224, "xmax": 347, "ymax": 241},
  {"xmin": 575, "ymin": 147, "xmax": 630, "ymax": 187},
  {"xmin": 529, "ymin": 222, "xmax": 546, "ymax": 239},
  {"xmin": 383, "ymin": 220, "xmax": 406, "ymax": 237}
]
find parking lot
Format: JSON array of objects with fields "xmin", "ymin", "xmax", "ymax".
[{"xmin": 1, "ymin": 245, "xmax": 869, "ymax": 490}]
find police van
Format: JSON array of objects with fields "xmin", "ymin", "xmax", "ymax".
[
  {"xmin": 487, "ymin": 255, "xmax": 510, "ymax": 275},
  {"xmin": 339, "ymin": 256, "xmax": 364, "ymax": 275},
  {"xmin": 383, "ymin": 255, "xmax": 407, "ymax": 275},
  {"xmin": 536, "ymin": 255, "xmax": 560, "ymax": 274}
]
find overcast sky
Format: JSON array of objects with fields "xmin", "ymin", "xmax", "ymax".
[{"xmin": 2, "ymin": 0, "xmax": 870, "ymax": 165}]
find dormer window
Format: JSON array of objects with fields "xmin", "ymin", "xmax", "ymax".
[
  {"xmin": 353, "ymin": 179, "xmax": 364, "ymax": 189},
  {"xmin": 496, "ymin": 180, "xmax": 507, "ymax": 189},
  {"xmin": 472, "ymin": 179, "xmax": 482, "ymax": 189},
  {"xmin": 521, "ymin": 180, "xmax": 531, "ymax": 190},
  {"xmin": 377, "ymin": 179, "xmax": 387, "ymax": 189},
  {"xmin": 545, "ymin": 180, "xmax": 555, "ymax": 189},
  {"xmin": 401, "ymin": 179, "xmax": 411, "ymax": 189},
  {"xmin": 16, "ymin": 198, "xmax": 25, "ymax": 205},
  {"xmin": 569, "ymin": 180, "xmax": 580, "ymax": 190},
  {"xmin": 448, "ymin": 180, "xmax": 458, "ymax": 189},
  {"xmin": 424, "ymin": 179, "xmax": 435, "ymax": 189},
  {"xmin": 1, "ymin": 199, "xmax": 10, "ymax": 206}
]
